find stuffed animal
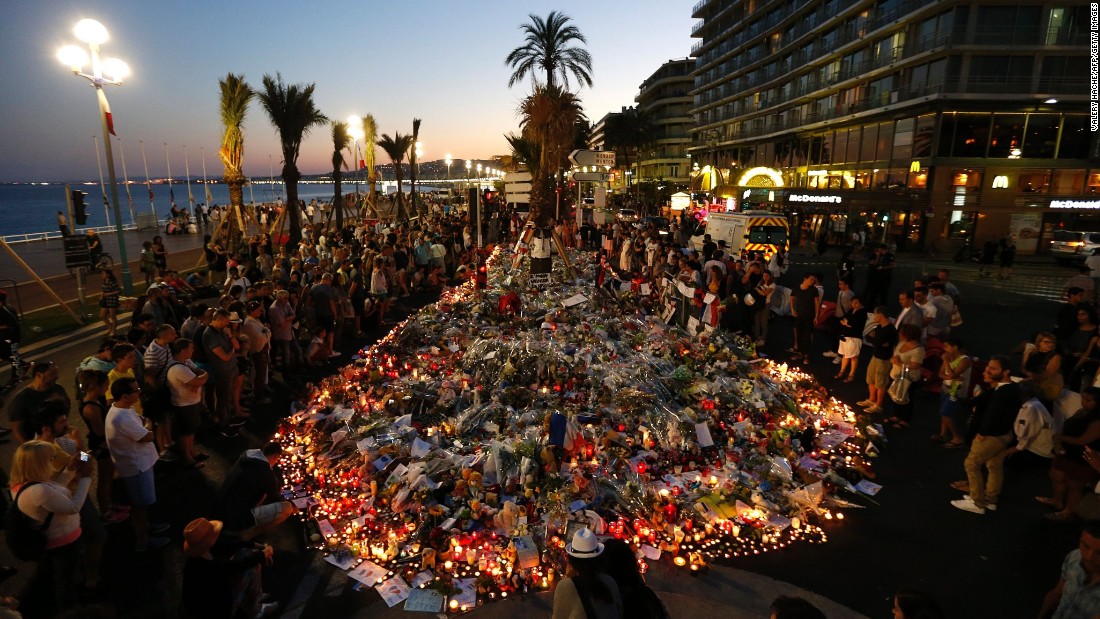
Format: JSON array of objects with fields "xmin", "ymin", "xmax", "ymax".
[{"xmin": 493, "ymin": 501, "xmax": 519, "ymax": 533}]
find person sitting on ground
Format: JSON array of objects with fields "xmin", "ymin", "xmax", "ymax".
[
  {"xmin": 552, "ymin": 528, "xmax": 622, "ymax": 619},
  {"xmin": 769, "ymin": 595, "xmax": 826, "ymax": 619},
  {"xmin": 1038, "ymin": 525, "xmax": 1100, "ymax": 618},
  {"xmin": 211, "ymin": 442, "xmax": 295, "ymax": 541},
  {"xmin": 1039, "ymin": 387, "xmax": 1100, "ymax": 522},
  {"xmin": 601, "ymin": 538, "xmax": 668, "ymax": 619},
  {"xmin": 181, "ymin": 517, "xmax": 278, "ymax": 619},
  {"xmin": 306, "ymin": 326, "xmax": 330, "ymax": 368},
  {"xmin": 892, "ymin": 589, "xmax": 944, "ymax": 619}
]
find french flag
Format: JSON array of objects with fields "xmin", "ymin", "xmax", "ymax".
[{"xmin": 97, "ymin": 89, "xmax": 116, "ymax": 136}]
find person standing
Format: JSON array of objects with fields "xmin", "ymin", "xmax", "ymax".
[
  {"xmin": 56, "ymin": 211, "xmax": 69, "ymax": 237},
  {"xmin": 0, "ymin": 290, "xmax": 28, "ymax": 387},
  {"xmin": 934, "ymin": 337, "xmax": 972, "ymax": 449},
  {"xmin": 790, "ymin": 273, "xmax": 820, "ymax": 365},
  {"xmin": 998, "ymin": 233, "xmax": 1016, "ymax": 280},
  {"xmin": 858, "ymin": 307, "xmax": 897, "ymax": 415},
  {"xmin": 242, "ymin": 301, "xmax": 271, "ymax": 405},
  {"xmin": 836, "ymin": 295, "xmax": 867, "ymax": 382},
  {"xmin": 268, "ymin": 290, "xmax": 302, "ymax": 371},
  {"xmin": 166, "ymin": 338, "xmax": 208, "ymax": 468},
  {"xmin": 309, "ymin": 273, "xmax": 338, "ymax": 357},
  {"xmin": 202, "ymin": 309, "xmax": 242, "ymax": 436},
  {"xmin": 151, "ymin": 235, "xmax": 168, "ymax": 277},
  {"xmin": 951, "ymin": 355, "xmax": 1024, "ymax": 514},
  {"xmin": 8, "ymin": 362, "xmax": 69, "ymax": 444},
  {"xmin": 105, "ymin": 377, "xmax": 169, "ymax": 551},
  {"xmin": 864, "ymin": 244, "xmax": 895, "ymax": 308},
  {"xmin": 98, "ymin": 271, "xmax": 121, "ymax": 337}
]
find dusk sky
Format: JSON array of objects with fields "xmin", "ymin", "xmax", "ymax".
[{"xmin": 0, "ymin": 1, "xmax": 694, "ymax": 182}]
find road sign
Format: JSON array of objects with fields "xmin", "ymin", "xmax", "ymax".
[
  {"xmin": 63, "ymin": 237, "xmax": 91, "ymax": 269},
  {"xmin": 568, "ymin": 149, "xmax": 615, "ymax": 167},
  {"xmin": 508, "ymin": 193, "xmax": 530, "ymax": 204},
  {"xmin": 571, "ymin": 172, "xmax": 611, "ymax": 182},
  {"xmin": 504, "ymin": 172, "xmax": 532, "ymax": 183},
  {"xmin": 506, "ymin": 182, "xmax": 532, "ymax": 193}
]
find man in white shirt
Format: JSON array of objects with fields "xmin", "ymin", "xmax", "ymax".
[
  {"xmin": 106, "ymin": 377, "xmax": 168, "ymax": 551},
  {"xmin": 912, "ymin": 287, "xmax": 937, "ymax": 342},
  {"xmin": 703, "ymin": 250, "xmax": 728, "ymax": 277},
  {"xmin": 242, "ymin": 300, "xmax": 272, "ymax": 404}
]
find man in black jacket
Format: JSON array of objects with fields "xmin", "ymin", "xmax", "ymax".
[
  {"xmin": 951, "ymin": 355, "xmax": 1024, "ymax": 514},
  {"xmin": 213, "ymin": 442, "xmax": 295, "ymax": 540}
]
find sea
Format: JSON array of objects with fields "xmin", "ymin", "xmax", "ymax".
[{"xmin": 0, "ymin": 180, "xmax": 446, "ymax": 237}]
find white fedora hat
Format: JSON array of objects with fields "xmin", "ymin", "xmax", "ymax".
[{"xmin": 566, "ymin": 527, "xmax": 604, "ymax": 559}]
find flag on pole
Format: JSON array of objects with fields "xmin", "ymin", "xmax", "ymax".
[
  {"xmin": 359, "ymin": 159, "xmax": 366, "ymax": 170},
  {"xmin": 169, "ymin": 187, "xmax": 175, "ymax": 202},
  {"xmin": 97, "ymin": 90, "xmax": 116, "ymax": 136},
  {"xmin": 205, "ymin": 186, "xmax": 213, "ymax": 205}
]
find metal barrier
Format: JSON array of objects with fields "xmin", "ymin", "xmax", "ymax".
[{"xmin": 0, "ymin": 221, "xmax": 154, "ymax": 245}]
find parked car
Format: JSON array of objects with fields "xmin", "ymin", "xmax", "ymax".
[{"xmin": 1050, "ymin": 230, "xmax": 1100, "ymax": 264}]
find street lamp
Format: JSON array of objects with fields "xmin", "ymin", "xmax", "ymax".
[
  {"xmin": 465, "ymin": 160, "xmax": 472, "ymax": 192},
  {"xmin": 346, "ymin": 115, "xmax": 364, "ymax": 213},
  {"xmin": 59, "ymin": 18, "xmax": 133, "ymax": 294},
  {"xmin": 445, "ymin": 153, "xmax": 452, "ymax": 184}
]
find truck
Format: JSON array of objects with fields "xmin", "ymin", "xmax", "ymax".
[{"xmin": 692, "ymin": 211, "xmax": 789, "ymax": 258}]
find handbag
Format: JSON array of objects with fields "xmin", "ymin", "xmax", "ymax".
[{"xmin": 889, "ymin": 367, "xmax": 913, "ymax": 405}]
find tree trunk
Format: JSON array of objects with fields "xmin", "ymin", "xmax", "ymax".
[
  {"xmin": 394, "ymin": 168, "xmax": 406, "ymax": 222},
  {"xmin": 227, "ymin": 180, "xmax": 245, "ymax": 248},
  {"xmin": 333, "ymin": 167, "xmax": 344, "ymax": 230},
  {"xmin": 284, "ymin": 163, "xmax": 302, "ymax": 248}
]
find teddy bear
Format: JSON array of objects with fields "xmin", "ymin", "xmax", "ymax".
[{"xmin": 493, "ymin": 501, "xmax": 519, "ymax": 534}]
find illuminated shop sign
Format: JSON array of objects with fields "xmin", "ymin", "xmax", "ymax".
[
  {"xmin": 1051, "ymin": 200, "xmax": 1100, "ymax": 209},
  {"xmin": 789, "ymin": 194, "xmax": 843, "ymax": 204}
]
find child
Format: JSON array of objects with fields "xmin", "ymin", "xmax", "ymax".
[{"xmin": 140, "ymin": 241, "xmax": 156, "ymax": 286}]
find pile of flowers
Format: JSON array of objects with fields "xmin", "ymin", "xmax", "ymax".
[{"xmin": 274, "ymin": 246, "xmax": 882, "ymax": 612}]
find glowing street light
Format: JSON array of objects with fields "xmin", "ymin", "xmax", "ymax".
[
  {"xmin": 445, "ymin": 153, "xmax": 453, "ymax": 183},
  {"xmin": 58, "ymin": 18, "xmax": 133, "ymax": 293},
  {"xmin": 346, "ymin": 115, "xmax": 365, "ymax": 210}
]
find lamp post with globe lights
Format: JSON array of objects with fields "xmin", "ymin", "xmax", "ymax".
[
  {"xmin": 58, "ymin": 18, "xmax": 134, "ymax": 293},
  {"xmin": 445, "ymin": 153, "xmax": 453, "ymax": 188}
]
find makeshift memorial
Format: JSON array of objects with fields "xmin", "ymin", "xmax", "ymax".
[{"xmin": 274, "ymin": 245, "xmax": 883, "ymax": 613}]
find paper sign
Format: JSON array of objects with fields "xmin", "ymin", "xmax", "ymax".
[
  {"xmin": 411, "ymin": 438, "xmax": 432, "ymax": 458},
  {"xmin": 452, "ymin": 578, "xmax": 477, "ymax": 608},
  {"xmin": 348, "ymin": 560, "xmax": 389, "ymax": 586},
  {"xmin": 640, "ymin": 283, "xmax": 651, "ymax": 296},
  {"xmin": 563, "ymin": 294, "xmax": 588, "ymax": 308},
  {"xmin": 439, "ymin": 517, "xmax": 457, "ymax": 531},
  {"xmin": 404, "ymin": 588, "xmax": 445, "ymax": 613},
  {"xmin": 687, "ymin": 317, "xmax": 701, "ymax": 334},
  {"xmin": 324, "ymin": 553, "xmax": 356, "ymax": 570},
  {"xmin": 640, "ymin": 544, "xmax": 661, "ymax": 560},
  {"xmin": 373, "ymin": 455, "xmax": 394, "ymax": 471},
  {"xmin": 317, "ymin": 519, "xmax": 337, "ymax": 538},
  {"xmin": 357, "ymin": 438, "xmax": 374, "ymax": 455},
  {"xmin": 704, "ymin": 293, "xmax": 717, "ymax": 304},
  {"xmin": 375, "ymin": 576, "xmax": 411, "ymax": 607},
  {"xmin": 513, "ymin": 535, "xmax": 540, "ymax": 569},
  {"xmin": 695, "ymin": 422, "xmax": 715, "ymax": 447},
  {"xmin": 856, "ymin": 480, "xmax": 883, "ymax": 496},
  {"xmin": 661, "ymin": 304, "xmax": 676, "ymax": 324},
  {"xmin": 677, "ymin": 282, "xmax": 694, "ymax": 297},
  {"xmin": 410, "ymin": 570, "xmax": 434, "ymax": 589},
  {"xmin": 485, "ymin": 351, "xmax": 497, "ymax": 360},
  {"xmin": 292, "ymin": 496, "xmax": 315, "ymax": 510}
]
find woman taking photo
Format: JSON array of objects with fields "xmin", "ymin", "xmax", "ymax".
[{"xmin": 10, "ymin": 440, "xmax": 93, "ymax": 613}]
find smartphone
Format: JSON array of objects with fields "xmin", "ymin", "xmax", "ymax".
[{"xmin": 79, "ymin": 451, "xmax": 90, "ymax": 462}]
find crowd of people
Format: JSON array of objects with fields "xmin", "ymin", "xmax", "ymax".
[{"xmin": 4, "ymin": 196, "xmax": 1100, "ymax": 618}]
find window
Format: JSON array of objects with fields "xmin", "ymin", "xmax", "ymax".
[
  {"xmin": 876, "ymin": 122, "xmax": 894, "ymax": 161},
  {"xmin": 913, "ymin": 114, "xmax": 936, "ymax": 157},
  {"xmin": 847, "ymin": 127, "xmax": 862, "ymax": 163},
  {"xmin": 1051, "ymin": 170, "xmax": 1085, "ymax": 194},
  {"xmin": 893, "ymin": 118, "xmax": 914, "ymax": 160},
  {"xmin": 1023, "ymin": 114, "xmax": 1060, "ymax": 158},
  {"xmin": 833, "ymin": 130, "xmax": 850, "ymax": 164},
  {"xmin": 1059, "ymin": 115, "xmax": 1091, "ymax": 159},
  {"xmin": 951, "ymin": 113, "xmax": 992, "ymax": 157},
  {"xmin": 861, "ymin": 124, "xmax": 878, "ymax": 162},
  {"xmin": 988, "ymin": 114, "xmax": 1026, "ymax": 158}
]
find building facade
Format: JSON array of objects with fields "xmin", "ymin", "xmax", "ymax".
[
  {"xmin": 636, "ymin": 58, "xmax": 695, "ymax": 187},
  {"xmin": 689, "ymin": 0, "xmax": 1093, "ymax": 252}
]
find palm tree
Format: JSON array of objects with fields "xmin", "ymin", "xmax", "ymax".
[
  {"xmin": 506, "ymin": 11, "xmax": 593, "ymax": 90},
  {"xmin": 255, "ymin": 72, "xmax": 328, "ymax": 247},
  {"xmin": 603, "ymin": 107, "xmax": 656, "ymax": 198},
  {"xmin": 409, "ymin": 118, "xmax": 421, "ymax": 215},
  {"xmin": 216, "ymin": 72, "xmax": 253, "ymax": 248},
  {"xmin": 330, "ymin": 120, "xmax": 351, "ymax": 229},
  {"xmin": 362, "ymin": 114, "xmax": 379, "ymax": 216},
  {"xmin": 518, "ymin": 84, "xmax": 585, "ymax": 225},
  {"xmin": 377, "ymin": 132, "xmax": 414, "ymax": 222}
]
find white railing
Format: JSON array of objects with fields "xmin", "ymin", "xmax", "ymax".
[{"xmin": 1, "ymin": 221, "xmax": 154, "ymax": 245}]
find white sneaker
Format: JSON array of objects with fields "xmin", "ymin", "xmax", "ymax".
[
  {"xmin": 833, "ymin": 357, "xmax": 842, "ymax": 365},
  {"xmin": 951, "ymin": 498, "xmax": 986, "ymax": 514},
  {"xmin": 963, "ymin": 495, "xmax": 997, "ymax": 511},
  {"xmin": 822, "ymin": 351, "xmax": 838, "ymax": 358}
]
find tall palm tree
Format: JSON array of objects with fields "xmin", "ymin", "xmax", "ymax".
[
  {"xmin": 518, "ymin": 84, "xmax": 585, "ymax": 225},
  {"xmin": 362, "ymin": 114, "xmax": 379, "ymax": 216},
  {"xmin": 377, "ymin": 132, "xmax": 414, "ymax": 222},
  {"xmin": 603, "ymin": 107, "xmax": 656, "ymax": 198},
  {"xmin": 330, "ymin": 120, "xmax": 351, "ymax": 229},
  {"xmin": 216, "ymin": 72, "xmax": 253, "ymax": 248},
  {"xmin": 409, "ymin": 118, "xmax": 421, "ymax": 215},
  {"xmin": 506, "ymin": 11, "xmax": 593, "ymax": 90},
  {"xmin": 255, "ymin": 72, "xmax": 328, "ymax": 247}
]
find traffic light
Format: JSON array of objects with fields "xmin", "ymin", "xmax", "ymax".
[
  {"xmin": 484, "ymin": 190, "xmax": 494, "ymax": 203},
  {"xmin": 475, "ymin": 265, "xmax": 487, "ymax": 290},
  {"xmin": 72, "ymin": 191, "xmax": 87, "ymax": 225}
]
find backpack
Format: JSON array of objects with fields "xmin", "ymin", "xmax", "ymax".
[{"xmin": 6, "ymin": 482, "xmax": 54, "ymax": 561}]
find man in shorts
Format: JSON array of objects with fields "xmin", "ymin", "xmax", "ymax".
[
  {"xmin": 213, "ymin": 442, "xmax": 295, "ymax": 541},
  {"xmin": 858, "ymin": 306, "xmax": 897, "ymax": 414},
  {"xmin": 105, "ymin": 377, "xmax": 169, "ymax": 551}
]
